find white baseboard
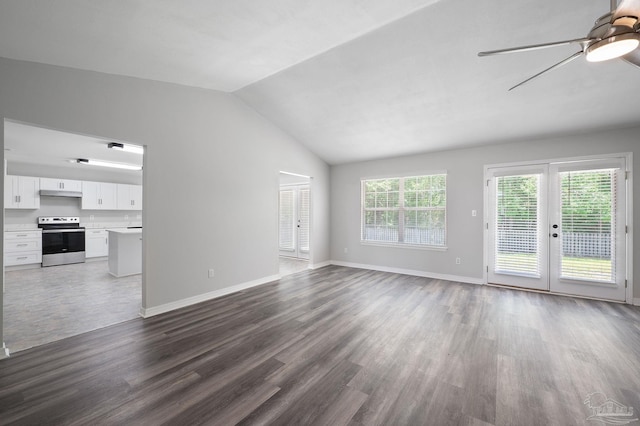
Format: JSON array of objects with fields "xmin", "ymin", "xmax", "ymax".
[
  {"xmin": 139, "ymin": 274, "xmax": 280, "ymax": 318},
  {"xmin": 634, "ymin": 298, "xmax": 640, "ymax": 306},
  {"xmin": 330, "ymin": 260, "xmax": 484, "ymax": 285},
  {"xmin": 1, "ymin": 342, "xmax": 10, "ymax": 359},
  {"xmin": 309, "ymin": 261, "xmax": 331, "ymax": 270}
]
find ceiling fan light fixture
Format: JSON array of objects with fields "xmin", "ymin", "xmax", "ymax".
[{"xmin": 585, "ymin": 32, "xmax": 640, "ymax": 62}]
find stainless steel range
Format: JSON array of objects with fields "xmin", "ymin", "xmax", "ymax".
[{"xmin": 38, "ymin": 217, "xmax": 86, "ymax": 267}]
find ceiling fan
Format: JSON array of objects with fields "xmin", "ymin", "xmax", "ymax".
[{"xmin": 478, "ymin": 0, "xmax": 640, "ymax": 90}]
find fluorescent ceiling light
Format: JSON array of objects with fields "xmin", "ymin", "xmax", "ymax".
[
  {"xmin": 107, "ymin": 142, "xmax": 144, "ymax": 155},
  {"xmin": 77, "ymin": 158, "xmax": 142, "ymax": 171},
  {"xmin": 585, "ymin": 33, "xmax": 640, "ymax": 62}
]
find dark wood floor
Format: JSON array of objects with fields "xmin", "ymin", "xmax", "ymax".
[{"xmin": 1, "ymin": 266, "xmax": 639, "ymax": 425}]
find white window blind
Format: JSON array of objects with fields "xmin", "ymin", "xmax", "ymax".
[
  {"xmin": 299, "ymin": 188, "xmax": 310, "ymax": 252},
  {"xmin": 361, "ymin": 174, "xmax": 446, "ymax": 247},
  {"xmin": 559, "ymin": 169, "xmax": 616, "ymax": 283},
  {"xmin": 279, "ymin": 189, "xmax": 295, "ymax": 251},
  {"xmin": 494, "ymin": 174, "xmax": 541, "ymax": 276}
]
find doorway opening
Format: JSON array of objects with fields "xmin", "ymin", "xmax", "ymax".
[
  {"xmin": 485, "ymin": 155, "xmax": 631, "ymax": 302},
  {"xmin": 3, "ymin": 120, "xmax": 144, "ymax": 353},
  {"xmin": 279, "ymin": 172, "xmax": 311, "ymax": 276}
]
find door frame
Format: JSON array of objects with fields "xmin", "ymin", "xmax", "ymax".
[{"xmin": 483, "ymin": 152, "xmax": 633, "ymax": 304}]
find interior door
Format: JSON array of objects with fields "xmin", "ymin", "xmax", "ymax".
[
  {"xmin": 487, "ymin": 158, "xmax": 628, "ymax": 302},
  {"xmin": 488, "ymin": 164, "xmax": 549, "ymax": 290},
  {"xmin": 279, "ymin": 185, "xmax": 310, "ymax": 259},
  {"xmin": 548, "ymin": 159, "xmax": 627, "ymax": 301}
]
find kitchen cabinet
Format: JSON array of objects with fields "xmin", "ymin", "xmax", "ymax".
[
  {"xmin": 4, "ymin": 175, "xmax": 40, "ymax": 209},
  {"xmin": 85, "ymin": 229, "xmax": 109, "ymax": 258},
  {"xmin": 40, "ymin": 178, "xmax": 82, "ymax": 192},
  {"xmin": 81, "ymin": 181, "xmax": 117, "ymax": 210},
  {"xmin": 117, "ymin": 184, "xmax": 143, "ymax": 210},
  {"xmin": 4, "ymin": 230, "xmax": 42, "ymax": 266}
]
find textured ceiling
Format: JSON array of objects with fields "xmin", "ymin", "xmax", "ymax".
[
  {"xmin": 0, "ymin": 0, "xmax": 440, "ymax": 92},
  {"xmin": 1, "ymin": 0, "xmax": 639, "ymax": 165}
]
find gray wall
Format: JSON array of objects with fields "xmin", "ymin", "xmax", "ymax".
[
  {"xmin": 330, "ymin": 127, "xmax": 639, "ymax": 298},
  {"xmin": 0, "ymin": 57, "xmax": 330, "ymax": 349}
]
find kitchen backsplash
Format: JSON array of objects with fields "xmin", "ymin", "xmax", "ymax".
[{"xmin": 4, "ymin": 196, "xmax": 142, "ymax": 229}]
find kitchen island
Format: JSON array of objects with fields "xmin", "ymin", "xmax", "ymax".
[{"xmin": 107, "ymin": 228, "xmax": 142, "ymax": 277}]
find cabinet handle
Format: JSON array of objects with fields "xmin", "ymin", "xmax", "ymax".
[
  {"xmin": 17, "ymin": 256, "xmax": 28, "ymax": 260},
  {"xmin": 17, "ymin": 243, "xmax": 28, "ymax": 247},
  {"xmin": 16, "ymin": 234, "xmax": 27, "ymax": 237}
]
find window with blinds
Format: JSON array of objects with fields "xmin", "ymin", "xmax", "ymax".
[
  {"xmin": 559, "ymin": 169, "xmax": 616, "ymax": 283},
  {"xmin": 279, "ymin": 189, "xmax": 295, "ymax": 251},
  {"xmin": 361, "ymin": 174, "xmax": 446, "ymax": 247},
  {"xmin": 494, "ymin": 174, "xmax": 541, "ymax": 276}
]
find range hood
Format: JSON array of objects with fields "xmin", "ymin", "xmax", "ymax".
[{"xmin": 39, "ymin": 189, "xmax": 83, "ymax": 198}]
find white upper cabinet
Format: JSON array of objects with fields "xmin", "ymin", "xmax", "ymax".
[
  {"xmin": 81, "ymin": 181, "xmax": 117, "ymax": 210},
  {"xmin": 40, "ymin": 178, "xmax": 82, "ymax": 192},
  {"xmin": 5, "ymin": 175, "xmax": 40, "ymax": 209},
  {"xmin": 117, "ymin": 184, "xmax": 143, "ymax": 210}
]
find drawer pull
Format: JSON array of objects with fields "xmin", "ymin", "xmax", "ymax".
[
  {"xmin": 17, "ymin": 244, "xmax": 28, "ymax": 247},
  {"xmin": 16, "ymin": 256, "xmax": 28, "ymax": 260}
]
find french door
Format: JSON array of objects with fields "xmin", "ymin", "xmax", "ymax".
[
  {"xmin": 488, "ymin": 157, "xmax": 627, "ymax": 301},
  {"xmin": 279, "ymin": 185, "xmax": 310, "ymax": 259}
]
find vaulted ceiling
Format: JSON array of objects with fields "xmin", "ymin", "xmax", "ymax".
[{"xmin": 1, "ymin": 0, "xmax": 639, "ymax": 165}]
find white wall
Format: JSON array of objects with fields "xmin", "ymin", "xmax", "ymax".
[
  {"xmin": 0, "ymin": 57, "xmax": 330, "ymax": 351},
  {"xmin": 330, "ymin": 127, "xmax": 639, "ymax": 298},
  {"xmin": 7, "ymin": 161, "xmax": 143, "ymax": 185}
]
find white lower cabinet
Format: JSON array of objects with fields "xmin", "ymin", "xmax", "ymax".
[
  {"xmin": 5, "ymin": 230, "xmax": 42, "ymax": 266},
  {"xmin": 85, "ymin": 229, "xmax": 109, "ymax": 258}
]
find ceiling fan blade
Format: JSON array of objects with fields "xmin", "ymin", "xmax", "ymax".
[
  {"xmin": 509, "ymin": 51, "xmax": 583, "ymax": 91},
  {"xmin": 478, "ymin": 38, "xmax": 589, "ymax": 57},
  {"xmin": 622, "ymin": 48, "xmax": 640, "ymax": 67},
  {"xmin": 613, "ymin": 0, "xmax": 640, "ymax": 20}
]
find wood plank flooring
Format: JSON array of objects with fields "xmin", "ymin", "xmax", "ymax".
[{"xmin": 1, "ymin": 265, "xmax": 639, "ymax": 425}]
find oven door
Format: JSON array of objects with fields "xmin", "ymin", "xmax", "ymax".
[{"xmin": 42, "ymin": 229, "xmax": 86, "ymax": 255}]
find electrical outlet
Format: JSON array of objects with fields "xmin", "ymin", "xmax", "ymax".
[
  {"xmin": 124, "ymin": 215, "xmax": 129, "ymax": 220},
  {"xmin": 344, "ymin": 248, "xmax": 348, "ymax": 254},
  {"xmin": 472, "ymin": 210, "xmax": 477, "ymax": 217},
  {"xmin": 456, "ymin": 257, "xmax": 461, "ymax": 265},
  {"xmin": 208, "ymin": 268, "xmax": 215, "ymax": 278},
  {"xmin": 89, "ymin": 215, "xmax": 94, "ymax": 221}
]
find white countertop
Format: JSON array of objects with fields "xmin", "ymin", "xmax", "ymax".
[
  {"xmin": 107, "ymin": 228, "xmax": 142, "ymax": 234},
  {"xmin": 82, "ymin": 222, "xmax": 142, "ymax": 229},
  {"xmin": 4, "ymin": 224, "xmax": 39, "ymax": 231}
]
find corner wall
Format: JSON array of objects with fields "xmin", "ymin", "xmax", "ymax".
[
  {"xmin": 0, "ymin": 57, "xmax": 330, "ymax": 352},
  {"xmin": 330, "ymin": 127, "xmax": 639, "ymax": 298}
]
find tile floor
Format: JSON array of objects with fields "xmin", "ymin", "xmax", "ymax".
[
  {"xmin": 279, "ymin": 256, "xmax": 309, "ymax": 276},
  {"xmin": 3, "ymin": 260, "xmax": 141, "ymax": 353}
]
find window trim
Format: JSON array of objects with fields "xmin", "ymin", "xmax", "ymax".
[{"xmin": 360, "ymin": 173, "xmax": 448, "ymax": 249}]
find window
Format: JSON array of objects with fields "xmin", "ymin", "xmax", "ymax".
[{"xmin": 361, "ymin": 174, "xmax": 446, "ymax": 247}]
